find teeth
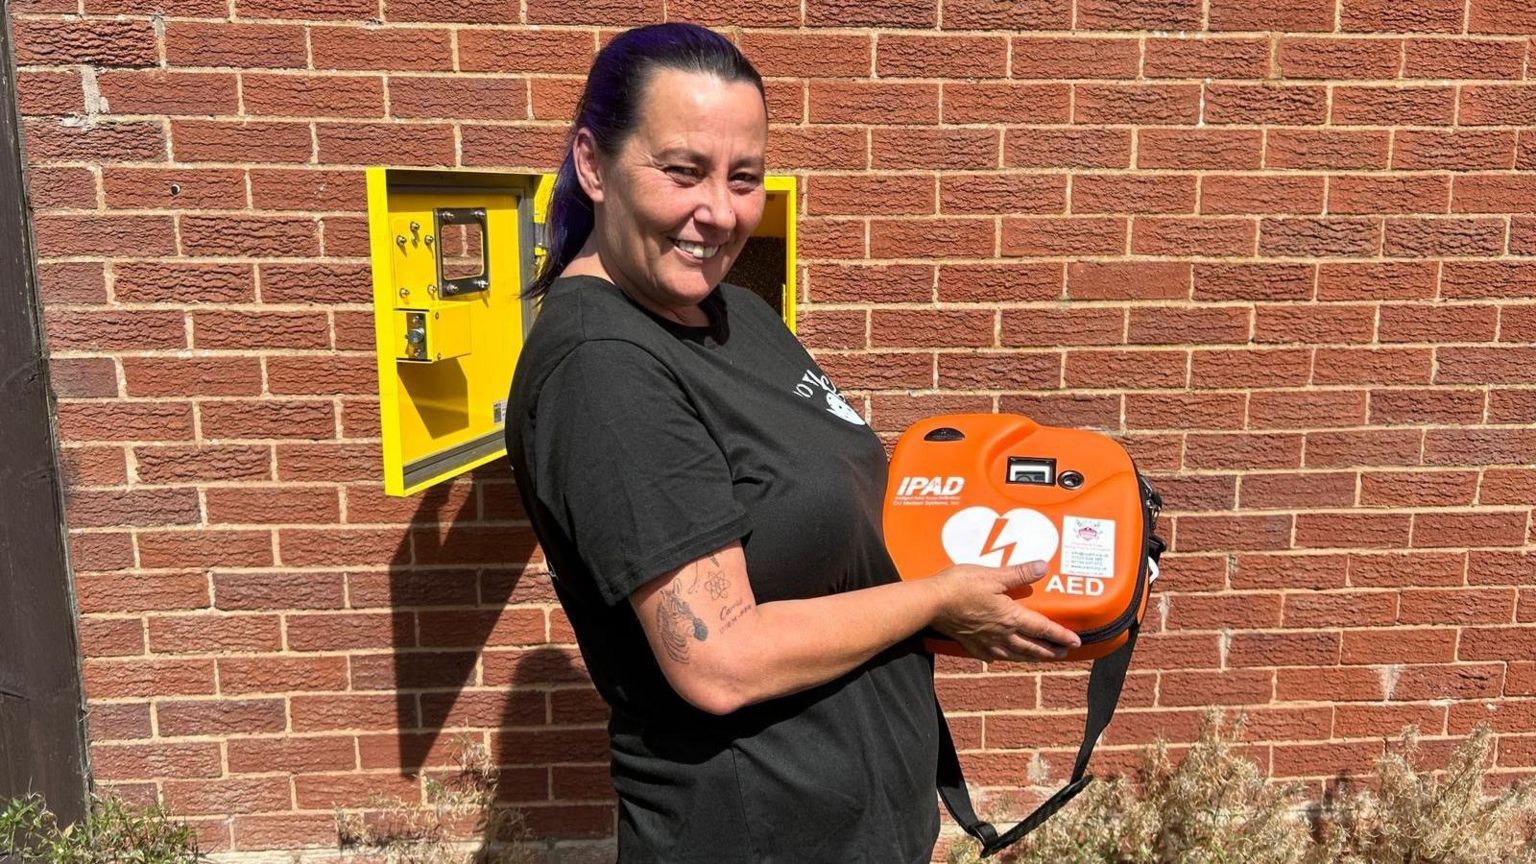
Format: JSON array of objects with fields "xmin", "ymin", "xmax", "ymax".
[{"xmin": 674, "ymin": 239, "xmax": 718, "ymax": 259}]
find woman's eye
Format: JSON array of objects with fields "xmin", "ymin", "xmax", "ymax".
[
  {"xmin": 665, "ymin": 165, "xmax": 700, "ymax": 180},
  {"xmin": 731, "ymin": 174, "xmax": 762, "ymax": 189}
]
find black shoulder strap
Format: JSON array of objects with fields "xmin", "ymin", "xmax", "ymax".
[{"xmin": 934, "ymin": 624, "xmax": 1139, "ymax": 859}]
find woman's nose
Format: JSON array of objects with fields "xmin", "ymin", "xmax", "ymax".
[{"xmin": 694, "ymin": 178, "xmax": 737, "ymax": 233}]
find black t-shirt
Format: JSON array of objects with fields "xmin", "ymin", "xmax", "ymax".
[{"xmin": 505, "ymin": 275, "xmax": 940, "ymax": 863}]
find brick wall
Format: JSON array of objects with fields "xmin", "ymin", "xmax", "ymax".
[{"xmin": 11, "ymin": 0, "xmax": 1536, "ymax": 860}]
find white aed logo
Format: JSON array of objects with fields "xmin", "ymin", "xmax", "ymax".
[
  {"xmin": 941, "ymin": 506, "xmax": 1059, "ymax": 568},
  {"xmin": 896, "ymin": 476, "xmax": 965, "ymax": 497},
  {"xmin": 1044, "ymin": 574, "xmax": 1105, "ymax": 596}
]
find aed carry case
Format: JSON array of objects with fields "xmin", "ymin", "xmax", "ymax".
[{"xmin": 883, "ymin": 413, "xmax": 1166, "ymax": 858}]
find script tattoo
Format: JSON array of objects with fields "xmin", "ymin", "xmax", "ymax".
[
  {"xmin": 657, "ymin": 582, "xmax": 709, "ymax": 663},
  {"xmin": 718, "ymin": 598, "xmax": 754, "ymax": 632}
]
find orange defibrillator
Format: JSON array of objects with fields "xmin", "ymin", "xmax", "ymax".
[{"xmin": 883, "ymin": 413, "xmax": 1166, "ymax": 858}]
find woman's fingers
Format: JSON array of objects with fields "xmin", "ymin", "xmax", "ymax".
[{"xmin": 1012, "ymin": 608, "xmax": 1081, "ymax": 650}]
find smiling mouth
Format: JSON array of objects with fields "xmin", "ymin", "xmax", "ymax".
[{"xmin": 671, "ymin": 238, "xmax": 720, "ymax": 260}]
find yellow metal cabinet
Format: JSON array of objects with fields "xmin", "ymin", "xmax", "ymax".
[{"xmin": 368, "ymin": 168, "xmax": 798, "ymax": 497}]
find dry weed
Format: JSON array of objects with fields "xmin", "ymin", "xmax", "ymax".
[
  {"xmin": 949, "ymin": 713, "xmax": 1536, "ymax": 864},
  {"xmin": 335, "ymin": 736, "xmax": 537, "ymax": 864}
]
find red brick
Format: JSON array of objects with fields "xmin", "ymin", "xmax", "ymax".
[
  {"xmin": 1360, "ymin": 470, "xmax": 1478, "ymax": 507},
  {"xmin": 1412, "ymin": 510, "xmax": 1529, "ymax": 548},
  {"xmin": 737, "ymin": 32, "xmax": 870, "ymax": 78},
  {"xmin": 1453, "ymin": 174, "xmax": 1536, "ymax": 214},
  {"xmin": 460, "ymin": 122, "xmax": 568, "ymax": 169},
  {"xmin": 1144, "ymin": 37, "xmax": 1270, "ymax": 79},
  {"xmin": 101, "ymin": 167, "xmax": 245, "ymax": 210},
  {"xmin": 804, "ymin": 0, "xmax": 934, "ymax": 25},
  {"xmin": 1185, "ymin": 432, "xmax": 1303, "ymax": 470},
  {"xmin": 1202, "ymin": 175, "xmax": 1325, "ymax": 216},
  {"xmin": 1241, "ymin": 472, "xmax": 1357, "ymax": 509},
  {"xmin": 1132, "ymin": 216, "xmax": 1257, "ymax": 257},
  {"xmin": 312, "ymin": 25, "xmax": 454, "ymax": 71},
  {"xmin": 84, "ymin": 658, "xmax": 216, "ymax": 699},
  {"xmin": 1424, "ymin": 428, "xmax": 1536, "ymax": 465},
  {"xmin": 192, "ymin": 310, "xmax": 329, "ymax": 350},
  {"xmin": 57, "ymin": 402, "xmax": 195, "ymax": 443},
  {"xmin": 165, "ymin": 23, "xmax": 307, "ymax": 68},
  {"xmin": 1227, "ymin": 631, "xmax": 1341, "ymax": 667},
  {"xmin": 936, "ymin": 353, "xmax": 1059, "ymax": 391},
  {"xmin": 1076, "ymin": 0, "xmax": 1200, "ymax": 28},
  {"xmin": 96, "ymin": 71, "xmax": 240, "ymax": 116},
  {"xmin": 205, "ymin": 486, "xmax": 342, "ymax": 525},
  {"xmin": 1161, "ymin": 669, "xmax": 1273, "ymax": 706},
  {"xmin": 50, "ymin": 358, "xmax": 118, "ymax": 399},
  {"xmin": 1073, "ymin": 174, "xmax": 1196, "ymax": 215},
  {"xmin": 1190, "ymin": 348, "xmax": 1311, "ymax": 389},
  {"xmin": 1064, "ymin": 349, "xmax": 1187, "ymax": 389},
  {"xmin": 1011, "ymin": 37, "xmax": 1137, "ymax": 78},
  {"xmin": 1139, "ymin": 128, "xmax": 1263, "ymax": 171},
  {"xmin": 1437, "ymin": 347, "xmax": 1536, "ymax": 384},
  {"xmin": 1232, "ymin": 553, "xmax": 1347, "ymax": 590},
  {"xmin": 1193, "ymin": 263, "xmax": 1315, "ymax": 302},
  {"xmin": 1067, "ymin": 262, "xmax": 1189, "ymax": 301},
  {"xmin": 1259, "ymin": 218, "xmax": 1381, "ymax": 258},
  {"xmin": 16, "ymin": 70, "xmax": 84, "ymax": 116},
  {"xmin": 1285, "ymin": 591, "xmax": 1399, "ymax": 628},
  {"xmin": 871, "ymin": 308, "xmax": 994, "ymax": 349},
  {"xmin": 172, "ymin": 120, "xmax": 313, "ymax": 164},
  {"xmin": 1461, "ymin": 84, "xmax": 1536, "ymax": 126},
  {"xmin": 1003, "ymin": 307, "xmax": 1123, "ymax": 348},
  {"xmin": 1303, "ymin": 428, "xmax": 1425, "ymax": 467},
  {"xmin": 1394, "ymin": 129, "xmax": 1517, "ymax": 171},
  {"xmin": 937, "ymin": 263, "xmax": 1061, "ymax": 303},
  {"xmin": 92, "ymin": 742, "xmax": 222, "ymax": 781},
  {"xmin": 1254, "ymin": 304, "xmax": 1374, "ymax": 344},
  {"xmin": 1378, "ymin": 303, "xmax": 1498, "ymax": 343},
  {"xmin": 1248, "ymin": 390, "xmax": 1367, "ymax": 429},
  {"xmin": 1342, "ymin": 0, "xmax": 1465, "ymax": 31},
  {"xmin": 1399, "ymin": 587, "xmax": 1517, "ymax": 625},
  {"xmin": 1279, "ymin": 37, "xmax": 1404, "ymax": 79},
  {"xmin": 1128, "ymin": 305, "xmax": 1247, "ymax": 344},
  {"xmin": 1074, "ymin": 84, "xmax": 1200, "ymax": 125},
  {"xmin": 1333, "ymin": 85, "xmax": 1457, "ymax": 125},
  {"xmin": 1483, "ymin": 468, "xmax": 1536, "ymax": 505},
  {"xmin": 1404, "ymin": 37, "xmax": 1525, "ymax": 79},
  {"xmin": 942, "ymin": 83, "xmax": 1070, "ymax": 124},
  {"xmin": 1130, "ymin": 390, "xmax": 1247, "ymax": 430},
  {"xmin": 1469, "ymin": 0, "xmax": 1536, "ymax": 33},
  {"xmin": 390, "ymin": 0, "xmax": 516, "ymax": 20},
  {"xmin": 158, "ymin": 698, "xmax": 287, "ymax": 737},
  {"xmin": 1210, "ymin": 0, "xmax": 1335, "ymax": 30},
  {"xmin": 809, "ymin": 81, "xmax": 937, "ymax": 125},
  {"xmin": 869, "ymin": 218, "xmax": 993, "ymax": 260},
  {"xmin": 1267, "ymin": 130, "xmax": 1391, "ymax": 171},
  {"xmin": 67, "ymin": 487, "xmax": 201, "ymax": 529},
  {"xmin": 25, "ymin": 118, "xmax": 166, "ymax": 163},
  {"xmin": 1330, "ymin": 175, "xmax": 1449, "ymax": 215},
  {"xmin": 78, "ymin": 616, "xmax": 144, "ymax": 657},
  {"xmin": 877, "ymin": 34, "xmax": 1006, "ymax": 78},
  {"xmin": 13, "ymin": 18, "xmax": 157, "ymax": 66},
  {"xmin": 1002, "ymin": 217, "xmax": 1127, "ymax": 257},
  {"xmin": 389, "ymin": 75, "xmax": 528, "ymax": 122},
  {"xmin": 122, "ymin": 357, "xmax": 262, "ymax": 398},
  {"xmin": 35, "ymin": 215, "xmax": 177, "ymax": 257},
  {"xmin": 137, "ymin": 530, "xmax": 274, "ymax": 569},
  {"xmin": 941, "ymin": 0, "xmax": 1068, "ymax": 28},
  {"xmin": 1318, "ymin": 262, "xmax": 1436, "ymax": 301},
  {"xmin": 164, "ymin": 777, "xmax": 291, "ymax": 816},
  {"xmin": 1005, "ymin": 127, "xmax": 1131, "ymax": 169},
  {"xmin": 1442, "ymin": 261, "xmax": 1536, "ymax": 299},
  {"xmin": 808, "ymin": 264, "xmax": 931, "ymax": 303},
  {"xmin": 316, "ymin": 122, "xmax": 456, "ymax": 165},
  {"xmin": 1206, "ymin": 85, "xmax": 1328, "ymax": 125},
  {"xmin": 1175, "ymin": 514, "xmax": 1293, "ymax": 552},
  {"xmin": 872, "ymin": 127, "xmax": 998, "ymax": 170},
  {"xmin": 939, "ymin": 174, "xmax": 1063, "ymax": 215}
]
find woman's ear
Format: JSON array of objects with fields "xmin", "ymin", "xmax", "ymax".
[{"xmin": 572, "ymin": 128, "xmax": 605, "ymax": 204}]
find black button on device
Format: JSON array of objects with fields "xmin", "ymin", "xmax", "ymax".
[
  {"xmin": 1059, "ymin": 471, "xmax": 1084, "ymax": 490},
  {"xmin": 924, "ymin": 427, "xmax": 966, "ymax": 442}
]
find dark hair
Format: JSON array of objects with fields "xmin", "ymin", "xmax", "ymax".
[{"xmin": 524, "ymin": 22, "xmax": 765, "ymax": 299}]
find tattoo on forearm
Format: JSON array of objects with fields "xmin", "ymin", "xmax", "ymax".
[
  {"xmin": 718, "ymin": 598, "xmax": 754, "ymax": 632},
  {"xmin": 657, "ymin": 583, "xmax": 708, "ymax": 663}
]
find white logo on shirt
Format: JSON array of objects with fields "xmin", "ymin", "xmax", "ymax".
[{"xmin": 792, "ymin": 369, "xmax": 866, "ymax": 426}]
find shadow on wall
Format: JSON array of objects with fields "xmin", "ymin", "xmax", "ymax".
[{"xmin": 384, "ymin": 463, "xmax": 616, "ymax": 855}]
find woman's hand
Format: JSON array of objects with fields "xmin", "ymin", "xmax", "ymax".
[{"xmin": 929, "ymin": 562, "xmax": 1081, "ymax": 662}]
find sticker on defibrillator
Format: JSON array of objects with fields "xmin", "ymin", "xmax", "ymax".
[{"xmin": 1061, "ymin": 516, "xmax": 1116, "ymax": 579}]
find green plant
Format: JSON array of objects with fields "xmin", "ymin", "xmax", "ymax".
[
  {"xmin": 948, "ymin": 713, "xmax": 1536, "ymax": 864},
  {"xmin": 0, "ymin": 792, "xmax": 206, "ymax": 863},
  {"xmin": 335, "ymin": 736, "xmax": 537, "ymax": 864}
]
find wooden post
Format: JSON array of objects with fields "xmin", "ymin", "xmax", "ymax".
[{"xmin": 0, "ymin": 0, "xmax": 91, "ymax": 827}]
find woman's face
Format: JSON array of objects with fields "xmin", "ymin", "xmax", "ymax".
[{"xmin": 578, "ymin": 68, "xmax": 768, "ymax": 321}]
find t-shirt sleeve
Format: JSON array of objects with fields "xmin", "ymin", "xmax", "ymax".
[{"xmin": 528, "ymin": 339, "xmax": 749, "ymax": 606}]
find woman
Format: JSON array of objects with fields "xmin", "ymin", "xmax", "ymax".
[{"xmin": 504, "ymin": 23, "xmax": 1079, "ymax": 863}]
